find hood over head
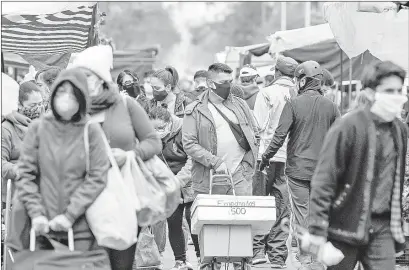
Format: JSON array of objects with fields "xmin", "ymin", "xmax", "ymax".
[
  {"xmin": 241, "ymin": 83, "xmax": 260, "ymax": 100},
  {"xmin": 49, "ymin": 68, "xmax": 90, "ymax": 122}
]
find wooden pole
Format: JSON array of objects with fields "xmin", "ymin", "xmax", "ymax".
[{"xmin": 281, "ymin": 2, "xmax": 287, "ymax": 31}]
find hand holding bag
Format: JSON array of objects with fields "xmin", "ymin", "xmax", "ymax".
[
  {"xmin": 84, "ymin": 121, "xmax": 138, "ymax": 250},
  {"xmin": 124, "ymin": 151, "xmax": 167, "ymax": 227},
  {"xmin": 11, "ymin": 228, "xmax": 110, "ymax": 270},
  {"xmin": 135, "ymin": 155, "xmax": 181, "ymax": 220}
]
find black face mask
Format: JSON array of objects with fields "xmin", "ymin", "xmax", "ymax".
[
  {"xmin": 213, "ymin": 81, "xmax": 231, "ymax": 100},
  {"xmin": 153, "ymin": 89, "xmax": 168, "ymax": 102},
  {"xmin": 122, "ymin": 82, "xmax": 141, "ymax": 98}
]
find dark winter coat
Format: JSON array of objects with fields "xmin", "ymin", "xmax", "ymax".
[{"xmin": 309, "ymin": 108, "xmax": 407, "ymax": 249}]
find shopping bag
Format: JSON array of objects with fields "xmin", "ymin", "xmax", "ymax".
[
  {"xmin": 84, "ymin": 122, "xmax": 138, "ymax": 250},
  {"xmin": 12, "ymin": 228, "xmax": 110, "ymax": 270},
  {"xmin": 127, "ymin": 152, "xmax": 167, "ymax": 227},
  {"xmin": 133, "ymin": 227, "xmax": 162, "ymax": 270},
  {"xmin": 135, "ymin": 155, "xmax": 181, "ymax": 219}
]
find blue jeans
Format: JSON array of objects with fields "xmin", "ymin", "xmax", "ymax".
[
  {"xmin": 253, "ymin": 162, "xmax": 290, "ymax": 264},
  {"xmin": 328, "ymin": 216, "xmax": 396, "ymax": 270}
]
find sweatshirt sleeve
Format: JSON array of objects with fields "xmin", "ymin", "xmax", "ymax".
[
  {"xmin": 16, "ymin": 120, "xmax": 46, "ymax": 219},
  {"xmin": 262, "ymin": 101, "xmax": 294, "ymax": 161},
  {"xmin": 65, "ymin": 123, "xmax": 110, "ymax": 223},
  {"xmin": 1, "ymin": 126, "xmax": 17, "ymax": 181},
  {"xmin": 309, "ymin": 120, "xmax": 350, "ymax": 238},
  {"xmin": 253, "ymin": 92, "xmax": 271, "ymax": 132},
  {"xmin": 126, "ymin": 97, "xmax": 162, "ymax": 161}
]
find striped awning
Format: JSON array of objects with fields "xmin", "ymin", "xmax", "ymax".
[{"xmin": 2, "ymin": 3, "xmax": 96, "ymax": 56}]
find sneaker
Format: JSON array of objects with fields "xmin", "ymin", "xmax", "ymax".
[
  {"xmin": 270, "ymin": 262, "xmax": 287, "ymax": 269},
  {"xmin": 185, "ymin": 261, "xmax": 194, "ymax": 270},
  {"xmin": 188, "ymin": 238, "xmax": 194, "ymax": 245},
  {"xmin": 171, "ymin": 261, "xmax": 190, "ymax": 270},
  {"xmin": 252, "ymin": 253, "xmax": 268, "ymax": 265}
]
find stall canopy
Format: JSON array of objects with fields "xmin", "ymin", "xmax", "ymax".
[
  {"xmin": 1, "ymin": 2, "xmax": 98, "ymax": 70},
  {"xmin": 323, "ymin": 2, "xmax": 408, "ymax": 72},
  {"xmin": 261, "ymin": 24, "xmax": 380, "ymax": 82}
]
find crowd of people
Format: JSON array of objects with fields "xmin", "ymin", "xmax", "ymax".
[{"xmin": 2, "ymin": 43, "xmax": 409, "ymax": 270}]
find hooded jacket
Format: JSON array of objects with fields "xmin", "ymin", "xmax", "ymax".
[
  {"xmin": 159, "ymin": 117, "xmax": 194, "ymax": 203},
  {"xmin": 254, "ymin": 76, "xmax": 295, "ymax": 162},
  {"xmin": 16, "ymin": 68, "xmax": 110, "ymax": 240},
  {"xmin": 241, "ymin": 83, "xmax": 260, "ymax": 110}
]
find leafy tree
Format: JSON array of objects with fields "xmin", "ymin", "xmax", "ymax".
[
  {"xmin": 191, "ymin": 2, "xmax": 325, "ymax": 54},
  {"xmin": 98, "ymin": 2, "xmax": 181, "ymax": 61}
]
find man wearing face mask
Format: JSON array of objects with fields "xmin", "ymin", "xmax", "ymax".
[
  {"xmin": 260, "ymin": 61, "xmax": 340, "ymax": 270},
  {"xmin": 182, "ymin": 62, "xmax": 259, "ymax": 269},
  {"xmin": 308, "ymin": 61, "xmax": 408, "ymax": 269}
]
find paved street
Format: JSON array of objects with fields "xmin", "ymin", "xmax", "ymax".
[{"xmin": 161, "ymin": 241, "xmax": 302, "ymax": 270}]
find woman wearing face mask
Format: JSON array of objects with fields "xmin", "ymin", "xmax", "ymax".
[
  {"xmin": 149, "ymin": 66, "xmax": 188, "ymax": 118},
  {"xmin": 71, "ymin": 45, "xmax": 162, "ymax": 270},
  {"xmin": 2, "ymin": 81, "xmax": 44, "ymax": 209},
  {"xmin": 149, "ymin": 105, "xmax": 200, "ymax": 270},
  {"xmin": 117, "ymin": 70, "xmax": 143, "ymax": 100},
  {"xmin": 16, "ymin": 68, "xmax": 110, "ymax": 251}
]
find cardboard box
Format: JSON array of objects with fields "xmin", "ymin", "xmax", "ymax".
[
  {"xmin": 199, "ymin": 224, "xmax": 253, "ymax": 263},
  {"xmin": 191, "ymin": 195, "xmax": 276, "ymax": 235}
]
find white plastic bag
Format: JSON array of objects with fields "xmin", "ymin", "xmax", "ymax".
[
  {"xmin": 84, "ymin": 122, "xmax": 138, "ymax": 250},
  {"xmin": 129, "ymin": 152, "xmax": 167, "ymax": 227}
]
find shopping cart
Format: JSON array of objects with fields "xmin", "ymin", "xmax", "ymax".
[{"xmin": 191, "ymin": 170, "xmax": 276, "ymax": 270}]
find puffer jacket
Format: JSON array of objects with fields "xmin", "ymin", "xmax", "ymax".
[
  {"xmin": 16, "ymin": 69, "xmax": 110, "ymax": 240},
  {"xmin": 159, "ymin": 117, "xmax": 194, "ymax": 203},
  {"xmin": 182, "ymin": 90, "xmax": 259, "ymax": 193}
]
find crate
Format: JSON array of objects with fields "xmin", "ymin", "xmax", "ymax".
[
  {"xmin": 191, "ymin": 194, "xmax": 276, "ymax": 235},
  {"xmin": 199, "ymin": 224, "xmax": 253, "ymax": 264},
  {"xmin": 396, "ymin": 249, "xmax": 409, "ymax": 266}
]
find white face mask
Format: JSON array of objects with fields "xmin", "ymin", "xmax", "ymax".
[
  {"xmin": 54, "ymin": 93, "xmax": 80, "ymax": 121},
  {"xmin": 370, "ymin": 92, "xmax": 407, "ymax": 122}
]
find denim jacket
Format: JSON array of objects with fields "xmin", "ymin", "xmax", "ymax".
[{"xmin": 182, "ymin": 90, "xmax": 259, "ymax": 193}]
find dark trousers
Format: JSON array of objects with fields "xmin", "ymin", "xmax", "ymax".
[
  {"xmin": 253, "ymin": 162, "xmax": 290, "ymax": 264},
  {"xmin": 105, "ymin": 226, "xmax": 141, "ymax": 270},
  {"xmin": 107, "ymin": 243, "xmax": 137, "ymax": 270},
  {"xmin": 167, "ymin": 201, "xmax": 200, "ymax": 261},
  {"xmin": 287, "ymin": 176, "xmax": 312, "ymax": 264},
  {"xmin": 328, "ymin": 216, "xmax": 396, "ymax": 270}
]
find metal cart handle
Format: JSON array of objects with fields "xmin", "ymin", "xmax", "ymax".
[
  {"xmin": 209, "ymin": 169, "xmax": 236, "ymax": 196},
  {"xmin": 30, "ymin": 227, "xmax": 74, "ymax": 252}
]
